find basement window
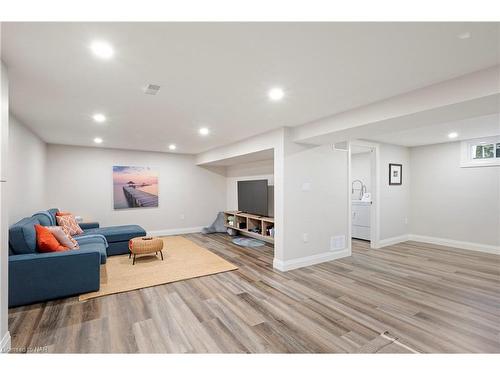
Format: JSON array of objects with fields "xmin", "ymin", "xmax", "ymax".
[{"xmin": 460, "ymin": 136, "xmax": 500, "ymax": 168}]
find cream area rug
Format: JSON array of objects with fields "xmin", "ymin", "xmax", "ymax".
[{"xmin": 79, "ymin": 236, "xmax": 238, "ymax": 301}]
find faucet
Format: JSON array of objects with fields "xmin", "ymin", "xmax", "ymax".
[{"xmin": 351, "ymin": 179, "xmax": 366, "ymax": 200}]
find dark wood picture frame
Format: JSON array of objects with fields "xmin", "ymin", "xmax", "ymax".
[{"xmin": 389, "ymin": 163, "xmax": 402, "ymax": 185}]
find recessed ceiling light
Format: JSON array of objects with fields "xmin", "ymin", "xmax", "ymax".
[
  {"xmin": 168, "ymin": 144, "xmax": 177, "ymax": 151},
  {"xmin": 92, "ymin": 113, "xmax": 106, "ymax": 123},
  {"xmin": 448, "ymin": 132, "xmax": 458, "ymax": 139},
  {"xmin": 93, "ymin": 137, "xmax": 103, "ymax": 144},
  {"xmin": 90, "ymin": 40, "xmax": 114, "ymax": 59},
  {"xmin": 458, "ymin": 32, "xmax": 471, "ymax": 40},
  {"xmin": 199, "ymin": 127, "xmax": 210, "ymax": 136},
  {"xmin": 268, "ymin": 87, "xmax": 285, "ymax": 101}
]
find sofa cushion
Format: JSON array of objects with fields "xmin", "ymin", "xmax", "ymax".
[
  {"xmin": 47, "ymin": 208, "xmax": 59, "ymax": 225},
  {"xmin": 74, "ymin": 235, "xmax": 108, "ymax": 264},
  {"xmin": 106, "ymin": 241, "xmax": 130, "ymax": 256},
  {"xmin": 32, "ymin": 211, "xmax": 54, "ymax": 227},
  {"xmin": 83, "ymin": 225, "xmax": 146, "ymax": 243},
  {"xmin": 79, "ymin": 222, "xmax": 99, "ymax": 230},
  {"xmin": 79, "ymin": 242, "xmax": 107, "ymax": 264},
  {"xmin": 9, "ymin": 217, "xmax": 40, "ymax": 255}
]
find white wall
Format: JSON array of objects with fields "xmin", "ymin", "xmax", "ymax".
[
  {"xmin": 8, "ymin": 115, "xmax": 47, "ymax": 224},
  {"xmin": 280, "ymin": 143, "xmax": 349, "ymax": 266},
  {"xmin": 410, "ymin": 141, "xmax": 500, "ymax": 248},
  {"xmin": 0, "ymin": 59, "xmax": 10, "ymax": 351},
  {"xmin": 46, "ymin": 144, "xmax": 226, "ymax": 233},
  {"xmin": 351, "ymin": 151, "xmax": 371, "ymax": 199},
  {"xmin": 225, "ymin": 159, "xmax": 274, "ymax": 213},
  {"xmin": 379, "ymin": 142, "xmax": 411, "ymax": 241}
]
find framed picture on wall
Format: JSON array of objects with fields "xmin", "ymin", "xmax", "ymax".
[
  {"xmin": 389, "ymin": 163, "xmax": 402, "ymax": 185},
  {"xmin": 113, "ymin": 166, "xmax": 159, "ymax": 209}
]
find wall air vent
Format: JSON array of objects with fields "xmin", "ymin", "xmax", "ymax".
[{"xmin": 144, "ymin": 84, "xmax": 160, "ymax": 95}]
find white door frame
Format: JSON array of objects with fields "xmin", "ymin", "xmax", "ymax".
[{"xmin": 348, "ymin": 140, "xmax": 381, "ymax": 250}]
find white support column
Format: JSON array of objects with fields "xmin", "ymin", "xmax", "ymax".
[{"xmin": 0, "ymin": 57, "xmax": 11, "ymax": 353}]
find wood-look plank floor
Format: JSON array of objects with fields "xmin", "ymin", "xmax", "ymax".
[{"xmin": 8, "ymin": 235, "xmax": 500, "ymax": 353}]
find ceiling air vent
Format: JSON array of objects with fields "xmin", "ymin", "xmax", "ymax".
[{"xmin": 144, "ymin": 84, "xmax": 160, "ymax": 95}]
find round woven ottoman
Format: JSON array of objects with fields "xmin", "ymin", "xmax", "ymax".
[{"xmin": 128, "ymin": 236, "xmax": 164, "ymax": 265}]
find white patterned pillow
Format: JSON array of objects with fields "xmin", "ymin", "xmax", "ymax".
[
  {"xmin": 46, "ymin": 226, "xmax": 80, "ymax": 249},
  {"xmin": 56, "ymin": 214, "xmax": 84, "ymax": 236}
]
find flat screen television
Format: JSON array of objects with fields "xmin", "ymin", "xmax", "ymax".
[{"xmin": 237, "ymin": 179, "xmax": 268, "ymax": 217}]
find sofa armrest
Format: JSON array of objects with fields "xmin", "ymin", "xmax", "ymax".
[
  {"xmin": 9, "ymin": 249, "xmax": 101, "ymax": 307},
  {"xmin": 79, "ymin": 222, "xmax": 100, "ymax": 230}
]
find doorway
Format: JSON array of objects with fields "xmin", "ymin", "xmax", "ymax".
[{"xmin": 348, "ymin": 140, "xmax": 380, "ymax": 251}]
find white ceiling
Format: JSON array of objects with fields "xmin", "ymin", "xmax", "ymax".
[
  {"xmin": 2, "ymin": 22, "xmax": 499, "ymax": 154},
  {"xmin": 365, "ymin": 113, "xmax": 500, "ymax": 147}
]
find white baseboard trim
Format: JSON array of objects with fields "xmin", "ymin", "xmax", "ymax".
[
  {"xmin": 1, "ymin": 331, "xmax": 11, "ymax": 353},
  {"xmin": 375, "ymin": 234, "xmax": 410, "ymax": 248},
  {"xmin": 273, "ymin": 248, "xmax": 350, "ymax": 272},
  {"xmin": 147, "ymin": 226, "xmax": 204, "ymax": 237},
  {"xmin": 408, "ymin": 234, "xmax": 500, "ymax": 255}
]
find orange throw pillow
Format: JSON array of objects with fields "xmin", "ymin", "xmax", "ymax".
[
  {"xmin": 56, "ymin": 214, "xmax": 83, "ymax": 235},
  {"xmin": 56, "ymin": 211, "xmax": 72, "ymax": 216},
  {"xmin": 35, "ymin": 224, "xmax": 69, "ymax": 253}
]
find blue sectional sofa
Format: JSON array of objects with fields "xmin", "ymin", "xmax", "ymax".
[
  {"xmin": 8, "ymin": 208, "xmax": 146, "ymax": 307},
  {"xmin": 31, "ymin": 209, "xmax": 146, "ymax": 259},
  {"xmin": 77, "ymin": 224, "xmax": 146, "ymax": 256}
]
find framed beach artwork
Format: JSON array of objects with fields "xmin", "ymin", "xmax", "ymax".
[
  {"xmin": 388, "ymin": 163, "xmax": 402, "ymax": 185},
  {"xmin": 113, "ymin": 166, "xmax": 159, "ymax": 209}
]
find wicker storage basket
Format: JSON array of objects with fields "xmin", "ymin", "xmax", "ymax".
[{"xmin": 129, "ymin": 237, "xmax": 164, "ymax": 255}]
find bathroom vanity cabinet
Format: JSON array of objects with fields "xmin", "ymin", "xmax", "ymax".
[{"xmin": 352, "ymin": 201, "xmax": 371, "ymax": 241}]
